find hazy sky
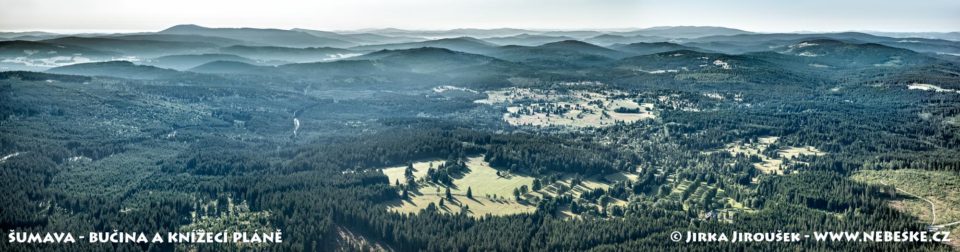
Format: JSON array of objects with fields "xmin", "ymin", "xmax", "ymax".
[{"xmin": 1, "ymin": 0, "xmax": 957, "ymax": 32}]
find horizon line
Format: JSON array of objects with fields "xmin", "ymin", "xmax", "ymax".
[{"xmin": 2, "ymin": 24, "xmax": 958, "ymax": 35}]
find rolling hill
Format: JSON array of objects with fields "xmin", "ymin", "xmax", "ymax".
[
  {"xmin": 360, "ymin": 28, "xmax": 532, "ymax": 39},
  {"xmin": 617, "ymin": 26, "xmax": 752, "ymax": 39},
  {"xmin": 771, "ymin": 39, "xmax": 938, "ymax": 69},
  {"xmin": 0, "ymin": 40, "xmax": 117, "ymax": 58},
  {"xmin": 0, "ymin": 40, "xmax": 119, "ymax": 70},
  {"xmin": 219, "ymin": 45, "xmax": 360, "ymax": 63},
  {"xmin": 487, "ymin": 40, "xmax": 626, "ymax": 68},
  {"xmin": 293, "ymin": 29, "xmax": 423, "ymax": 45},
  {"xmin": 584, "ymin": 34, "xmax": 668, "ymax": 46},
  {"xmin": 159, "ymin": 24, "xmax": 356, "ymax": 48},
  {"xmin": 350, "ymin": 37, "xmax": 498, "ymax": 54},
  {"xmin": 189, "ymin": 60, "xmax": 276, "ymax": 75},
  {"xmin": 686, "ymin": 32, "xmax": 960, "ymax": 55},
  {"xmin": 535, "ymin": 40, "xmax": 626, "ymax": 58},
  {"xmin": 615, "ymin": 50, "xmax": 731, "ymax": 72},
  {"xmin": 105, "ymin": 34, "xmax": 253, "ymax": 47},
  {"xmin": 353, "ymin": 47, "xmax": 505, "ymax": 73},
  {"xmin": 482, "ymin": 34, "xmax": 574, "ymax": 46},
  {"xmin": 611, "ymin": 42, "xmax": 706, "ymax": 56},
  {"xmin": 144, "ymin": 53, "xmax": 258, "ymax": 70},
  {"xmin": 42, "ymin": 36, "xmax": 218, "ymax": 57},
  {"xmin": 46, "ymin": 61, "xmax": 182, "ymax": 79}
]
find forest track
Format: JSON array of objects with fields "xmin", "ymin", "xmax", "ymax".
[
  {"xmin": 0, "ymin": 152, "xmax": 23, "ymax": 163},
  {"xmin": 934, "ymin": 221, "xmax": 960, "ymax": 229},
  {"xmin": 881, "ymin": 181, "xmax": 936, "ymax": 225},
  {"xmin": 293, "ymin": 118, "xmax": 300, "ymax": 136}
]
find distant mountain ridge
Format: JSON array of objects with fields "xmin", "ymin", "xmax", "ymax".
[
  {"xmin": 353, "ymin": 47, "xmax": 505, "ymax": 73},
  {"xmin": 159, "ymin": 24, "xmax": 356, "ymax": 48},
  {"xmin": 611, "ymin": 42, "xmax": 707, "ymax": 55},
  {"xmin": 483, "ymin": 34, "xmax": 575, "ymax": 46},
  {"xmin": 219, "ymin": 45, "xmax": 359, "ymax": 63},
  {"xmin": 615, "ymin": 26, "xmax": 752, "ymax": 38},
  {"xmin": 144, "ymin": 53, "xmax": 258, "ymax": 70},
  {"xmin": 46, "ymin": 61, "xmax": 181, "ymax": 79},
  {"xmin": 42, "ymin": 36, "xmax": 218, "ymax": 57},
  {"xmin": 350, "ymin": 37, "xmax": 498, "ymax": 54},
  {"xmin": 2, "ymin": 24, "xmax": 958, "ymax": 76}
]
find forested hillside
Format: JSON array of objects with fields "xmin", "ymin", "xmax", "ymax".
[{"xmin": 2, "ymin": 25, "xmax": 960, "ymax": 251}]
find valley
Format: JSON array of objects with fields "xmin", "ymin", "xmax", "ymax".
[{"xmin": 2, "ymin": 24, "xmax": 960, "ymax": 251}]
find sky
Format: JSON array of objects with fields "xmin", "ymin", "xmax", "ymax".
[{"xmin": 1, "ymin": 0, "xmax": 958, "ymax": 33}]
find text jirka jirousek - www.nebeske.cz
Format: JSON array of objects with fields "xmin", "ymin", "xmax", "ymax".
[
  {"xmin": 7, "ymin": 230, "xmax": 283, "ymax": 244},
  {"xmin": 680, "ymin": 231, "xmax": 952, "ymax": 243}
]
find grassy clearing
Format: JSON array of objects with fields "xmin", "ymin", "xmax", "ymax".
[
  {"xmin": 669, "ymin": 180, "xmax": 692, "ymax": 200},
  {"xmin": 665, "ymin": 178, "xmax": 752, "ymax": 216},
  {"xmin": 531, "ymin": 175, "xmax": 631, "ymax": 219},
  {"xmin": 534, "ymin": 171, "xmax": 638, "ymax": 199},
  {"xmin": 534, "ymin": 178, "xmax": 603, "ymax": 198},
  {"xmin": 386, "ymin": 156, "xmax": 536, "ymax": 216},
  {"xmin": 604, "ymin": 171, "xmax": 639, "ymax": 183},
  {"xmin": 852, "ymin": 169, "xmax": 960, "ymax": 249},
  {"xmin": 382, "ymin": 156, "xmax": 639, "ymax": 217},
  {"xmin": 778, "ymin": 146, "xmax": 824, "ymax": 159},
  {"xmin": 723, "ymin": 136, "xmax": 824, "ymax": 175},
  {"xmin": 445, "ymin": 157, "xmax": 534, "ymax": 197},
  {"xmin": 946, "ymin": 115, "xmax": 960, "ymax": 127},
  {"xmin": 382, "ymin": 159, "xmax": 444, "ymax": 185},
  {"xmin": 851, "ymin": 169, "xmax": 960, "ymax": 227},
  {"xmin": 480, "ymin": 88, "xmax": 656, "ymax": 128},
  {"xmin": 387, "ymin": 194, "xmax": 535, "ymax": 217}
]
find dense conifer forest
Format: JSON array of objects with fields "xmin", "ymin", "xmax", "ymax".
[{"xmin": 2, "ymin": 25, "xmax": 960, "ymax": 251}]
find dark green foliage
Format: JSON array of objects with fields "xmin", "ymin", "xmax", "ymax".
[
  {"xmin": 2, "ymin": 30, "xmax": 959, "ymax": 251},
  {"xmin": 0, "ymin": 71, "xmax": 91, "ymax": 83}
]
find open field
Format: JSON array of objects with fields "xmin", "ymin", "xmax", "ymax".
[
  {"xmin": 723, "ymin": 136, "xmax": 824, "ymax": 174},
  {"xmin": 5, "ymin": 21, "xmax": 960, "ymax": 251},
  {"xmin": 908, "ymin": 83, "xmax": 960, "ymax": 94},
  {"xmin": 852, "ymin": 169, "xmax": 960, "ymax": 248},
  {"xmin": 534, "ymin": 177, "xmax": 609, "ymax": 198},
  {"xmin": 851, "ymin": 169, "xmax": 960, "ymax": 227},
  {"xmin": 385, "ymin": 156, "xmax": 537, "ymax": 216},
  {"xmin": 666, "ymin": 178, "xmax": 753, "ymax": 220},
  {"xmin": 478, "ymin": 88, "xmax": 656, "ymax": 128},
  {"xmin": 382, "ymin": 159, "xmax": 445, "ymax": 185},
  {"xmin": 531, "ymin": 175, "xmax": 631, "ymax": 218},
  {"xmin": 778, "ymin": 146, "xmax": 824, "ymax": 159},
  {"xmin": 383, "ymin": 156, "xmax": 641, "ymax": 217},
  {"xmin": 386, "ymin": 193, "xmax": 536, "ymax": 216},
  {"xmin": 603, "ymin": 172, "xmax": 639, "ymax": 184},
  {"xmin": 413, "ymin": 156, "xmax": 535, "ymax": 198}
]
